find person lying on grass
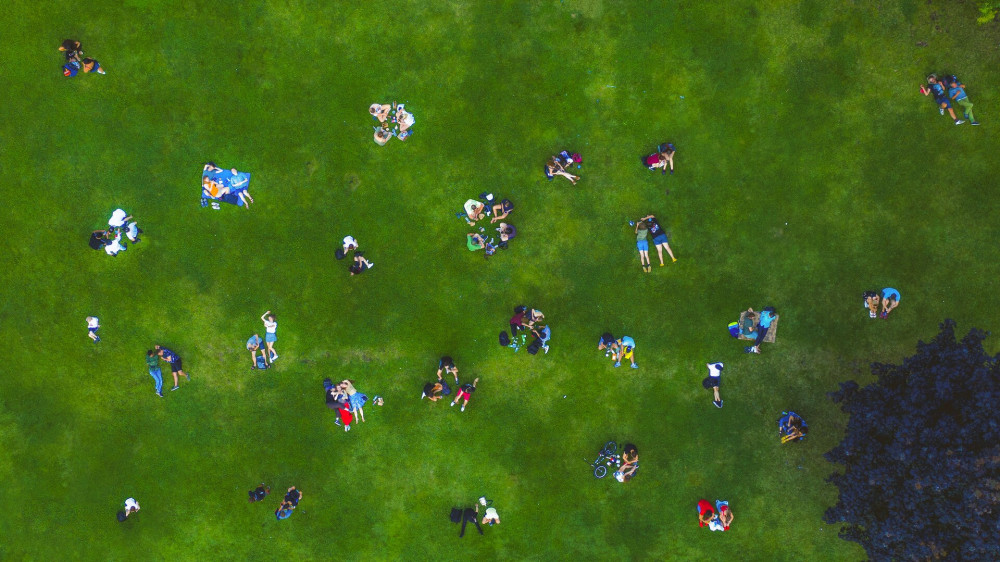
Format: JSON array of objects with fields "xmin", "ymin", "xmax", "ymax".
[
  {"xmin": 635, "ymin": 221, "xmax": 651, "ymax": 273},
  {"xmin": 544, "ymin": 156, "xmax": 579, "ymax": 184},
  {"xmin": 644, "ymin": 143, "xmax": 675, "ymax": 175},
  {"xmin": 451, "ymin": 377, "xmax": 479, "ymax": 412},
  {"xmin": 422, "ymin": 381, "xmax": 445, "ymax": 401},
  {"xmin": 921, "ymin": 74, "xmax": 960, "ymax": 123},
  {"xmin": 779, "ymin": 414, "xmax": 809, "ymax": 443},
  {"xmin": 497, "ymin": 223, "xmax": 516, "ymax": 243},
  {"xmin": 248, "ymin": 484, "xmax": 270, "ymax": 503},
  {"xmin": 340, "ymin": 379, "xmax": 367, "ymax": 423},
  {"xmin": 437, "ymin": 356, "xmax": 459, "ymax": 382}
]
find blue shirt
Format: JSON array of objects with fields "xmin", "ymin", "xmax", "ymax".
[
  {"xmin": 537, "ymin": 326, "xmax": 551, "ymax": 342},
  {"xmin": 948, "ymin": 86, "xmax": 967, "ymax": 101},
  {"xmin": 620, "ymin": 336, "xmax": 635, "ymax": 349},
  {"xmin": 930, "ymin": 83, "xmax": 946, "ymax": 97},
  {"xmin": 159, "ymin": 348, "xmax": 178, "ymax": 363},
  {"xmin": 759, "ymin": 311, "xmax": 776, "ymax": 329},
  {"xmin": 247, "ymin": 335, "xmax": 262, "ymax": 349},
  {"xmin": 275, "ymin": 508, "xmax": 293, "ymax": 520}
]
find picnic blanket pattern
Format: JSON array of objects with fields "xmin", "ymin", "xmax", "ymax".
[{"xmin": 738, "ymin": 311, "xmax": 779, "ymax": 343}]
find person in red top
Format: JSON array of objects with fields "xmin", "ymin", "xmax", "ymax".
[
  {"xmin": 697, "ymin": 499, "xmax": 715, "ymax": 527},
  {"xmin": 509, "ymin": 309, "xmax": 526, "ymax": 336}
]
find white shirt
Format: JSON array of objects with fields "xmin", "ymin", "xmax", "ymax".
[
  {"xmin": 484, "ymin": 507, "xmax": 499, "ymax": 520},
  {"xmin": 87, "ymin": 317, "xmax": 99, "ymax": 329},
  {"xmin": 343, "ymin": 236, "xmax": 358, "ymax": 249},
  {"xmin": 464, "ymin": 199, "xmax": 481, "ymax": 217},
  {"xmin": 108, "ymin": 209, "xmax": 128, "ymax": 227},
  {"xmin": 264, "ymin": 319, "xmax": 277, "ymax": 334},
  {"xmin": 707, "ymin": 362, "xmax": 723, "ymax": 378},
  {"xmin": 104, "ymin": 234, "xmax": 124, "ymax": 256},
  {"xmin": 124, "ymin": 498, "xmax": 140, "ymax": 511}
]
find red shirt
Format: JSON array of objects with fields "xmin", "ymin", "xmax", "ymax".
[
  {"xmin": 510, "ymin": 312, "xmax": 525, "ymax": 326},
  {"xmin": 697, "ymin": 499, "xmax": 714, "ymax": 527}
]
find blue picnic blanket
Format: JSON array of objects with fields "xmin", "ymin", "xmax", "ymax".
[{"xmin": 201, "ymin": 166, "xmax": 252, "ymax": 207}]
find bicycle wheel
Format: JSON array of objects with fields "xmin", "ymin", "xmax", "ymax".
[
  {"xmin": 594, "ymin": 465, "xmax": 608, "ymax": 479},
  {"xmin": 602, "ymin": 441, "xmax": 617, "ymax": 456}
]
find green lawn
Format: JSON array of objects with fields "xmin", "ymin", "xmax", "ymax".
[{"xmin": 2, "ymin": 1, "xmax": 999, "ymax": 560}]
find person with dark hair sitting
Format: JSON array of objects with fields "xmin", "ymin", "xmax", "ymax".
[
  {"xmin": 490, "ymin": 199, "xmax": 514, "ymax": 223},
  {"xmin": 248, "ymin": 483, "xmax": 270, "ymax": 503},
  {"xmin": 284, "ymin": 486, "xmax": 302, "ymax": 507},
  {"xmin": 779, "ymin": 413, "xmax": 809, "ymax": 443},
  {"xmin": 60, "ymin": 39, "xmax": 83, "ymax": 62},
  {"xmin": 497, "ymin": 223, "xmax": 517, "ymax": 243},
  {"xmin": 618, "ymin": 444, "xmax": 639, "ymax": 482}
]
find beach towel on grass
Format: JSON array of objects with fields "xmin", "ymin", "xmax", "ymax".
[{"xmin": 201, "ymin": 166, "xmax": 251, "ymax": 207}]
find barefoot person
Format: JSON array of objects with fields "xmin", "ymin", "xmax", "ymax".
[
  {"xmin": 247, "ymin": 334, "xmax": 264, "ymax": 368},
  {"xmin": 261, "ymin": 311, "xmax": 278, "ymax": 362},
  {"xmin": 155, "ymin": 345, "xmax": 189, "ymax": 391},
  {"xmin": 544, "ymin": 156, "xmax": 580, "ymax": 184},
  {"xmin": 640, "ymin": 214, "xmax": 676, "ymax": 266}
]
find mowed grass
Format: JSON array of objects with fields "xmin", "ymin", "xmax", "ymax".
[{"xmin": 1, "ymin": 1, "xmax": 999, "ymax": 560}]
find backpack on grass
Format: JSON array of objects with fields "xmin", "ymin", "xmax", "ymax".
[
  {"xmin": 499, "ymin": 331, "xmax": 510, "ymax": 347},
  {"xmin": 526, "ymin": 338, "xmax": 542, "ymax": 355}
]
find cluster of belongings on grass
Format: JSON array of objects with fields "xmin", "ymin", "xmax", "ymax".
[{"xmin": 201, "ymin": 162, "xmax": 253, "ymax": 209}]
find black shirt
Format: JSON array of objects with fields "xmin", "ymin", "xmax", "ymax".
[
  {"xmin": 89, "ymin": 232, "xmax": 108, "ymax": 250},
  {"xmin": 645, "ymin": 217, "xmax": 665, "ymax": 238}
]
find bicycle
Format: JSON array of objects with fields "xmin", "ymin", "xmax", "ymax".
[{"xmin": 589, "ymin": 441, "xmax": 619, "ymax": 478}]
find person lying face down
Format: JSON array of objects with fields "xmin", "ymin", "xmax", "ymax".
[{"xmin": 349, "ymin": 252, "xmax": 374, "ymax": 275}]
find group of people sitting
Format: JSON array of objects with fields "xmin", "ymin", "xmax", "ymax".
[
  {"xmin": 201, "ymin": 162, "xmax": 254, "ymax": 209},
  {"xmin": 324, "ymin": 378, "xmax": 372, "ymax": 431},
  {"xmin": 370, "ymin": 102, "xmax": 415, "ymax": 145},
  {"xmin": 506, "ymin": 306, "xmax": 550, "ymax": 354},
  {"xmin": 337, "ymin": 235, "xmax": 374, "ymax": 275},
  {"xmin": 461, "ymin": 193, "xmax": 516, "ymax": 256},
  {"xmin": 598, "ymin": 332, "xmax": 638, "ymax": 369},
  {"xmin": 736, "ymin": 306, "xmax": 778, "ymax": 354},
  {"xmin": 89, "ymin": 208, "xmax": 142, "ymax": 256},
  {"xmin": 422, "ymin": 357, "xmax": 480, "ymax": 411},
  {"xmin": 642, "ymin": 142, "xmax": 676, "ymax": 175},
  {"xmin": 863, "ymin": 288, "xmax": 901, "ymax": 319},
  {"xmin": 544, "ymin": 150, "xmax": 582, "ymax": 184},
  {"xmin": 697, "ymin": 498, "xmax": 734, "ymax": 532},
  {"xmin": 60, "ymin": 39, "xmax": 106, "ymax": 77},
  {"xmin": 778, "ymin": 411, "xmax": 809, "ymax": 443}
]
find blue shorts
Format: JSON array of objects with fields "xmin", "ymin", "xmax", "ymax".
[
  {"xmin": 265, "ymin": 332, "xmax": 277, "ymax": 343},
  {"xmin": 636, "ymin": 240, "xmax": 649, "ymax": 251},
  {"xmin": 934, "ymin": 95, "xmax": 951, "ymax": 108},
  {"xmin": 652, "ymin": 233, "xmax": 669, "ymax": 246},
  {"xmin": 881, "ymin": 288, "xmax": 901, "ymax": 302},
  {"xmin": 88, "ymin": 327, "xmax": 99, "ymax": 333}
]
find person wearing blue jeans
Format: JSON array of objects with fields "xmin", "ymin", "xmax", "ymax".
[
  {"xmin": 747, "ymin": 307, "xmax": 777, "ymax": 354},
  {"xmin": 146, "ymin": 350, "xmax": 164, "ymax": 397}
]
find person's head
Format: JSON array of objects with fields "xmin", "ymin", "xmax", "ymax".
[
  {"xmin": 369, "ymin": 103, "xmax": 381, "ymax": 115},
  {"xmin": 502, "ymin": 226, "xmax": 513, "ymax": 235},
  {"xmin": 350, "ymin": 265, "xmax": 362, "ymax": 275},
  {"xmin": 949, "ymin": 80, "xmax": 958, "ymax": 88},
  {"xmin": 61, "ymin": 39, "xmax": 80, "ymax": 51},
  {"xmin": 267, "ymin": 314, "xmax": 275, "ymax": 322},
  {"xmin": 623, "ymin": 443, "xmax": 638, "ymax": 459},
  {"xmin": 546, "ymin": 156, "xmax": 558, "ymax": 168},
  {"xmin": 147, "ymin": 350, "xmax": 155, "ymax": 358},
  {"xmin": 637, "ymin": 221, "xmax": 648, "ymax": 231},
  {"xmin": 82, "ymin": 57, "xmax": 95, "ymax": 65},
  {"xmin": 927, "ymin": 74, "xmax": 938, "ymax": 84}
]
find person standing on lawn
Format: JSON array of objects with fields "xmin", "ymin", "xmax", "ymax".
[
  {"xmin": 155, "ymin": 345, "xmax": 189, "ymax": 390},
  {"xmin": 146, "ymin": 350, "xmax": 164, "ymax": 397},
  {"xmin": 261, "ymin": 310, "xmax": 278, "ymax": 362}
]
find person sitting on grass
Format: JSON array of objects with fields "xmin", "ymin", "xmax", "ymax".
[
  {"xmin": 437, "ymin": 356, "xmax": 460, "ymax": 383},
  {"xmin": 697, "ymin": 499, "xmax": 715, "ymax": 528},
  {"xmin": 544, "ymin": 156, "xmax": 580, "ymax": 185},
  {"xmin": 81, "ymin": 57, "xmax": 106, "ymax": 74},
  {"xmin": 369, "ymin": 102, "xmax": 392, "ymax": 123},
  {"xmin": 740, "ymin": 308, "xmax": 758, "ymax": 338},
  {"xmin": 422, "ymin": 381, "xmax": 445, "ymax": 401},
  {"xmin": 644, "ymin": 143, "xmax": 676, "ymax": 175},
  {"xmin": 247, "ymin": 334, "xmax": 265, "ymax": 369},
  {"xmin": 635, "ymin": 221, "xmax": 651, "ymax": 273},
  {"xmin": 713, "ymin": 500, "xmax": 733, "ymax": 531},
  {"xmin": 60, "ymin": 39, "xmax": 83, "ymax": 63},
  {"xmin": 248, "ymin": 484, "xmax": 270, "ymax": 503},
  {"xmin": 598, "ymin": 332, "xmax": 616, "ymax": 356},
  {"xmin": 451, "ymin": 377, "xmax": 479, "ymax": 412},
  {"xmin": 275, "ymin": 501, "xmax": 295, "ymax": 520},
  {"xmin": 880, "ymin": 287, "xmax": 900, "ymax": 319},
  {"xmin": 394, "ymin": 103, "xmax": 415, "ymax": 140},
  {"xmin": 862, "ymin": 291, "xmax": 879, "ymax": 319},
  {"xmin": 618, "ymin": 444, "xmax": 639, "ymax": 482},
  {"xmin": 464, "ymin": 199, "xmax": 488, "ymax": 225},
  {"xmin": 374, "ymin": 126, "xmax": 393, "ymax": 146},
  {"xmin": 482, "ymin": 505, "xmax": 501, "ymax": 526},
  {"xmin": 490, "ymin": 198, "xmax": 514, "ymax": 223},
  {"xmin": 497, "ymin": 223, "xmax": 517, "ymax": 243},
  {"xmin": 341, "ymin": 379, "xmax": 368, "ymax": 423},
  {"xmin": 349, "ymin": 252, "xmax": 374, "ymax": 275},
  {"xmin": 467, "ymin": 233, "xmax": 486, "ymax": 251},
  {"xmin": 525, "ymin": 309, "xmax": 544, "ymax": 328},
  {"xmin": 745, "ymin": 306, "xmax": 777, "ymax": 354},
  {"xmin": 614, "ymin": 336, "xmax": 638, "ymax": 369},
  {"xmin": 779, "ymin": 412, "xmax": 809, "ymax": 443},
  {"xmin": 531, "ymin": 324, "xmax": 551, "ymax": 354}
]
